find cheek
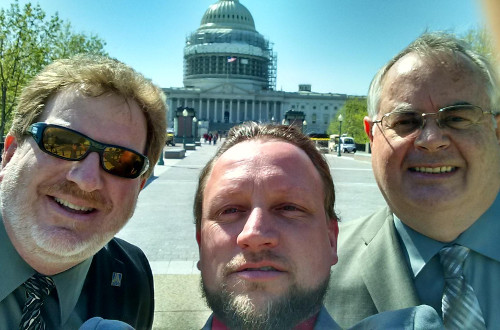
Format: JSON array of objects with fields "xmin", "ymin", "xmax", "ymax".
[
  {"xmin": 199, "ymin": 224, "xmax": 235, "ymax": 281},
  {"xmin": 290, "ymin": 228, "xmax": 334, "ymax": 285}
]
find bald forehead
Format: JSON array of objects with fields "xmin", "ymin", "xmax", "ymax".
[{"xmin": 386, "ymin": 51, "xmax": 484, "ymax": 85}]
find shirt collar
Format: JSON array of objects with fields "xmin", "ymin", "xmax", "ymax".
[
  {"xmin": 394, "ymin": 216, "xmax": 444, "ymax": 277},
  {"xmin": 0, "ymin": 218, "xmax": 33, "ymax": 301},
  {"xmin": 210, "ymin": 310, "xmax": 321, "ymax": 330},
  {"xmin": 394, "ymin": 191, "xmax": 500, "ymax": 277},
  {"xmin": 0, "ymin": 213, "xmax": 92, "ymax": 325},
  {"xmin": 454, "ymin": 192, "xmax": 500, "ymax": 261},
  {"xmin": 52, "ymin": 256, "xmax": 92, "ymax": 325}
]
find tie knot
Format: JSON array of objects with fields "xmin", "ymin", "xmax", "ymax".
[
  {"xmin": 23, "ymin": 273, "xmax": 55, "ymax": 299},
  {"xmin": 439, "ymin": 245, "xmax": 469, "ymax": 278}
]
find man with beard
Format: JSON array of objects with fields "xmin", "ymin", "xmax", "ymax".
[
  {"xmin": 0, "ymin": 54, "xmax": 166, "ymax": 329},
  {"xmin": 194, "ymin": 122, "xmax": 443, "ymax": 330}
]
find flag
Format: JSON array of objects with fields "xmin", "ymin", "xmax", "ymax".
[{"xmin": 227, "ymin": 56, "xmax": 237, "ymax": 63}]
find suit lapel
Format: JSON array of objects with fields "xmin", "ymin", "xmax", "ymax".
[{"xmin": 360, "ymin": 207, "xmax": 420, "ymax": 311}]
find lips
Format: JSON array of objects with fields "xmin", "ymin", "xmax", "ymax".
[
  {"xmin": 54, "ymin": 196, "xmax": 95, "ymax": 213},
  {"xmin": 235, "ymin": 262, "xmax": 285, "ymax": 273},
  {"xmin": 409, "ymin": 166, "xmax": 456, "ymax": 174},
  {"xmin": 241, "ymin": 266, "xmax": 280, "ymax": 272}
]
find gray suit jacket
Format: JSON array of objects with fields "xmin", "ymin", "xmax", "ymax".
[{"xmin": 325, "ymin": 206, "xmax": 421, "ymax": 328}]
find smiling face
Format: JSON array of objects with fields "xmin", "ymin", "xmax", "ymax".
[
  {"xmin": 197, "ymin": 139, "xmax": 338, "ymax": 328},
  {"xmin": 0, "ymin": 89, "xmax": 147, "ymax": 274},
  {"xmin": 366, "ymin": 51, "xmax": 500, "ymax": 241}
]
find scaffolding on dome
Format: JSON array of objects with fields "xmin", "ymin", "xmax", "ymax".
[{"xmin": 267, "ymin": 43, "xmax": 276, "ymax": 91}]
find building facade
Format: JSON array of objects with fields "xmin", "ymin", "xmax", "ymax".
[{"xmin": 163, "ymin": 0, "xmax": 347, "ymax": 136}]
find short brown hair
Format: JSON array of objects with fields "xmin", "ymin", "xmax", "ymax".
[
  {"xmin": 10, "ymin": 54, "xmax": 166, "ymax": 178},
  {"xmin": 194, "ymin": 122, "xmax": 338, "ymax": 233}
]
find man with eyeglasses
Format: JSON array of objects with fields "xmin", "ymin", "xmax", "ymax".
[
  {"xmin": 0, "ymin": 54, "xmax": 166, "ymax": 329},
  {"xmin": 325, "ymin": 32, "xmax": 500, "ymax": 329}
]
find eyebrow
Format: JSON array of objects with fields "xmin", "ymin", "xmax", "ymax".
[{"xmin": 391, "ymin": 101, "xmax": 475, "ymax": 114}]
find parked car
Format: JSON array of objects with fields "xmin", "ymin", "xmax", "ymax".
[{"xmin": 339, "ymin": 136, "xmax": 356, "ymax": 153}]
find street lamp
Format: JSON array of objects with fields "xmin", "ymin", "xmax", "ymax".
[
  {"xmin": 182, "ymin": 108, "xmax": 188, "ymax": 149},
  {"xmin": 302, "ymin": 120, "xmax": 307, "ymax": 133},
  {"xmin": 192, "ymin": 117, "xmax": 197, "ymax": 142},
  {"xmin": 337, "ymin": 114, "xmax": 343, "ymax": 157}
]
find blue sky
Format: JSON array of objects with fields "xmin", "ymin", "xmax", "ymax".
[{"xmin": 2, "ymin": 0, "xmax": 486, "ymax": 95}]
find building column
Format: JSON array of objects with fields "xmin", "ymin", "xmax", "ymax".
[
  {"xmin": 237, "ymin": 100, "xmax": 241, "ymax": 123},
  {"xmin": 252, "ymin": 101, "xmax": 256, "ymax": 121},
  {"xmin": 244, "ymin": 100, "xmax": 248, "ymax": 121},
  {"xmin": 230, "ymin": 99, "xmax": 233, "ymax": 123},
  {"xmin": 259, "ymin": 101, "xmax": 263, "ymax": 122}
]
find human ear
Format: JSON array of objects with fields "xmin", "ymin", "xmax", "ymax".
[
  {"xmin": 364, "ymin": 116, "xmax": 374, "ymax": 142},
  {"xmin": 328, "ymin": 219, "xmax": 339, "ymax": 266},
  {"xmin": 1, "ymin": 134, "xmax": 17, "ymax": 168}
]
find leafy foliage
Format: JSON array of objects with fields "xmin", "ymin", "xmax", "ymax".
[
  {"xmin": 460, "ymin": 27, "xmax": 496, "ymax": 63},
  {"xmin": 0, "ymin": 0, "xmax": 107, "ymax": 141},
  {"xmin": 327, "ymin": 97, "xmax": 368, "ymax": 144}
]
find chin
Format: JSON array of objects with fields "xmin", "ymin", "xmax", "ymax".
[{"xmin": 33, "ymin": 226, "xmax": 112, "ymax": 261}]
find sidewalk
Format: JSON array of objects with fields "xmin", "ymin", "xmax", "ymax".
[{"xmin": 120, "ymin": 142, "xmax": 217, "ymax": 329}]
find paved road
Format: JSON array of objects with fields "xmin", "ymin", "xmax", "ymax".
[{"xmin": 116, "ymin": 141, "xmax": 386, "ymax": 273}]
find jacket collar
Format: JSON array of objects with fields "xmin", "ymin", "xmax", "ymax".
[{"xmin": 359, "ymin": 206, "xmax": 420, "ymax": 311}]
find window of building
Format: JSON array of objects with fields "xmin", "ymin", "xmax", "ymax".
[{"xmin": 312, "ymin": 114, "xmax": 317, "ymax": 124}]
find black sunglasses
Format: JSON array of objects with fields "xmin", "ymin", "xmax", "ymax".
[{"xmin": 28, "ymin": 122, "xmax": 149, "ymax": 179}]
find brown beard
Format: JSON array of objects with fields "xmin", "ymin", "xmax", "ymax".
[{"xmin": 201, "ymin": 261, "xmax": 330, "ymax": 330}]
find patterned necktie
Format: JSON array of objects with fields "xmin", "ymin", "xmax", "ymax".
[
  {"xmin": 439, "ymin": 245, "xmax": 486, "ymax": 330},
  {"xmin": 19, "ymin": 273, "xmax": 55, "ymax": 330}
]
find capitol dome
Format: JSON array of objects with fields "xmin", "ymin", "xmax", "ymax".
[
  {"xmin": 183, "ymin": 0, "xmax": 276, "ymax": 91},
  {"xmin": 199, "ymin": 0, "xmax": 255, "ymax": 32}
]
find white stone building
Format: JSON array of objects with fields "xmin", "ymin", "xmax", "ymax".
[{"xmin": 163, "ymin": 0, "xmax": 347, "ymax": 136}]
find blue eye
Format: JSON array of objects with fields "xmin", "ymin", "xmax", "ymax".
[
  {"xmin": 222, "ymin": 207, "xmax": 240, "ymax": 214},
  {"xmin": 282, "ymin": 205, "xmax": 298, "ymax": 211}
]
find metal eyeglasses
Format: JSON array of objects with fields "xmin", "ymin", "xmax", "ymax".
[{"xmin": 372, "ymin": 104, "xmax": 494, "ymax": 137}]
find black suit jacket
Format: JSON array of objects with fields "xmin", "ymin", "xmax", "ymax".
[{"xmin": 82, "ymin": 237, "xmax": 154, "ymax": 330}]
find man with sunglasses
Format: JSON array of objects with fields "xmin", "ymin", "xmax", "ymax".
[
  {"xmin": 326, "ymin": 32, "xmax": 500, "ymax": 328},
  {"xmin": 0, "ymin": 54, "xmax": 166, "ymax": 329}
]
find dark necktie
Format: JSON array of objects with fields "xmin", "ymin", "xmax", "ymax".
[
  {"xmin": 439, "ymin": 245, "xmax": 486, "ymax": 329},
  {"xmin": 19, "ymin": 273, "xmax": 55, "ymax": 330}
]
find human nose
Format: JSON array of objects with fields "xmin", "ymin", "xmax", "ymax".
[
  {"xmin": 236, "ymin": 208, "xmax": 279, "ymax": 251},
  {"xmin": 66, "ymin": 152, "xmax": 104, "ymax": 192},
  {"xmin": 414, "ymin": 114, "xmax": 450, "ymax": 152}
]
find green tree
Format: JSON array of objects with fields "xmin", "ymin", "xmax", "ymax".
[
  {"xmin": 460, "ymin": 27, "xmax": 495, "ymax": 63},
  {"xmin": 0, "ymin": 0, "xmax": 106, "ymax": 141},
  {"xmin": 328, "ymin": 97, "xmax": 369, "ymax": 144}
]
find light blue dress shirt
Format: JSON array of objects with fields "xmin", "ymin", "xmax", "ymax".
[
  {"xmin": 0, "ymin": 216, "xmax": 92, "ymax": 329},
  {"xmin": 394, "ymin": 192, "xmax": 500, "ymax": 328}
]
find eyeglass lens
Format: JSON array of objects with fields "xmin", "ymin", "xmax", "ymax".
[
  {"xmin": 382, "ymin": 105, "xmax": 484, "ymax": 136},
  {"xmin": 41, "ymin": 126, "xmax": 145, "ymax": 178}
]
